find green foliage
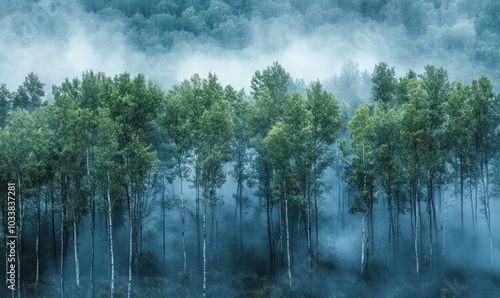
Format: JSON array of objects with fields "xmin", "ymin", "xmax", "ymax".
[
  {"xmin": 0, "ymin": 84, "xmax": 11, "ymax": 127},
  {"xmin": 372, "ymin": 62, "xmax": 397, "ymax": 108},
  {"xmin": 12, "ymin": 72, "xmax": 45, "ymax": 113},
  {"xmin": 345, "ymin": 104, "xmax": 376, "ymax": 214}
]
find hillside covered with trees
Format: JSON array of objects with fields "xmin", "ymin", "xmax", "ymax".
[{"xmin": 1, "ymin": 0, "xmax": 500, "ymax": 297}]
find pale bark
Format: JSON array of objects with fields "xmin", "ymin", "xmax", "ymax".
[
  {"xmin": 128, "ymin": 191, "xmax": 133, "ymax": 298},
  {"xmin": 285, "ymin": 191, "xmax": 292, "ymax": 293},
  {"xmin": 361, "ymin": 215, "xmax": 366, "ymax": 276},
  {"xmin": 442, "ymin": 189, "xmax": 447, "ymax": 260},
  {"xmin": 203, "ymin": 192, "xmax": 207, "ymax": 298},
  {"xmin": 179, "ymin": 159, "xmax": 187, "ymax": 273},
  {"xmin": 36, "ymin": 190, "xmax": 41, "ymax": 297},
  {"xmin": 107, "ymin": 171, "xmax": 115, "ymax": 298},
  {"xmin": 415, "ymin": 197, "xmax": 420, "ymax": 276},
  {"xmin": 88, "ymin": 148, "xmax": 95, "ymax": 297},
  {"xmin": 73, "ymin": 213, "xmax": 80, "ymax": 293},
  {"xmin": 60, "ymin": 188, "xmax": 65, "ymax": 298}
]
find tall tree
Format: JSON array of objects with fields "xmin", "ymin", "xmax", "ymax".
[
  {"xmin": 249, "ymin": 62, "xmax": 290, "ymax": 273},
  {"xmin": 12, "ymin": 72, "xmax": 45, "ymax": 113},
  {"xmin": 344, "ymin": 104, "xmax": 376, "ymax": 276},
  {"xmin": 163, "ymin": 80, "xmax": 195, "ymax": 274},
  {"xmin": 306, "ymin": 81, "xmax": 342, "ymax": 262},
  {"xmin": 198, "ymin": 97, "xmax": 233, "ymax": 297},
  {"xmin": 0, "ymin": 83, "xmax": 11, "ymax": 127},
  {"xmin": 470, "ymin": 76, "xmax": 499, "ymax": 267}
]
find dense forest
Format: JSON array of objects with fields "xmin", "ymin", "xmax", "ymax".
[{"xmin": 1, "ymin": 0, "xmax": 500, "ymax": 297}]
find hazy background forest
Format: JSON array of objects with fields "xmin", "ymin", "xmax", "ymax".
[{"xmin": 1, "ymin": 0, "xmax": 500, "ymax": 297}]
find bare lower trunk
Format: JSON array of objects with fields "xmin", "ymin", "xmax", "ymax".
[
  {"xmin": 90, "ymin": 196, "xmax": 95, "ymax": 297},
  {"xmin": 180, "ymin": 169, "xmax": 187, "ymax": 273},
  {"xmin": 285, "ymin": 193, "xmax": 292, "ymax": 293},
  {"xmin": 442, "ymin": 189, "xmax": 447, "ymax": 260},
  {"xmin": 203, "ymin": 193, "xmax": 207, "ymax": 298},
  {"xmin": 107, "ymin": 172, "xmax": 115, "ymax": 298},
  {"xmin": 415, "ymin": 198, "xmax": 420, "ymax": 277},
  {"xmin": 128, "ymin": 195, "xmax": 133, "ymax": 298},
  {"xmin": 73, "ymin": 213, "xmax": 80, "ymax": 294},
  {"xmin": 60, "ymin": 197, "xmax": 65, "ymax": 298},
  {"xmin": 36, "ymin": 191, "xmax": 41, "ymax": 297},
  {"xmin": 361, "ymin": 215, "xmax": 366, "ymax": 276}
]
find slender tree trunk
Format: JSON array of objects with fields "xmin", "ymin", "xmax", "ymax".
[
  {"xmin": 285, "ymin": 181, "xmax": 292, "ymax": 294},
  {"xmin": 210, "ymin": 201, "xmax": 215, "ymax": 265},
  {"xmin": 442, "ymin": 188, "xmax": 447, "ymax": 261},
  {"xmin": 386, "ymin": 195, "xmax": 392, "ymax": 271},
  {"xmin": 239, "ymin": 180, "xmax": 243, "ymax": 256},
  {"xmin": 306, "ymin": 195, "xmax": 312, "ymax": 272},
  {"xmin": 469, "ymin": 181, "xmax": 475, "ymax": 237},
  {"xmin": 415, "ymin": 195, "xmax": 420, "ymax": 277},
  {"xmin": 314, "ymin": 191, "xmax": 319, "ymax": 262},
  {"xmin": 73, "ymin": 212, "xmax": 80, "ymax": 295},
  {"xmin": 128, "ymin": 187, "xmax": 133, "ymax": 298},
  {"xmin": 460, "ymin": 164, "xmax": 464, "ymax": 236},
  {"xmin": 361, "ymin": 215, "xmax": 366, "ymax": 277},
  {"xmin": 60, "ymin": 184, "xmax": 65, "ymax": 298},
  {"xmin": 203, "ymin": 191, "xmax": 207, "ymax": 298},
  {"xmin": 216, "ymin": 206, "xmax": 220, "ymax": 267},
  {"xmin": 36, "ymin": 189, "xmax": 41, "ymax": 297},
  {"xmin": 51, "ymin": 184, "xmax": 57, "ymax": 273},
  {"xmin": 162, "ymin": 179, "xmax": 166, "ymax": 269},
  {"xmin": 266, "ymin": 169, "xmax": 275, "ymax": 273},
  {"xmin": 107, "ymin": 172, "xmax": 115, "ymax": 298},
  {"xmin": 196, "ymin": 172, "xmax": 201, "ymax": 270},
  {"xmin": 179, "ymin": 159, "xmax": 187, "ymax": 273},
  {"xmin": 90, "ymin": 195, "xmax": 95, "ymax": 297},
  {"xmin": 89, "ymin": 148, "xmax": 95, "ymax": 297}
]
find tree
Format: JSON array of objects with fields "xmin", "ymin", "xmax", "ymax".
[
  {"xmin": 306, "ymin": 81, "xmax": 342, "ymax": 262},
  {"xmin": 372, "ymin": 62, "xmax": 397, "ymax": 108},
  {"xmin": 400, "ymin": 78, "xmax": 431, "ymax": 276},
  {"xmin": 163, "ymin": 80, "xmax": 195, "ymax": 274},
  {"xmin": 446, "ymin": 82, "xmax": 474, "ymax": 236},
  {"xmin": 107, "ymin": 72, "xmax": 162, "ymax": 298},
  {"xmin": 226, "ymin": 86, "xmax": 251, "ymax": 262},
  {"xmin": 263, "ymin": 119, "xmax": 297, "ymax": 294},
  {"xmin": 0, "ymin": 110, "xmax": 35, "ymax": 297},
  {"xmin": 0, "ymin": 84, "xmax": 11, "ymax": 127},
  {"xmin": 373, "ymin": 107, "xmax": 404, "ymax": 270},
  {"xmin": 12, "ymin": 72, "xmax": 45, "ymax": 113},
  {"xmin": 345, "ymin": 104, "xmax": 376, "ymax": 276},
  {"xmin": 198, "ymin": 98, "xmax": 233, "ymax": 297},
  {"xmin": 249, "ymin": 62, "xmax": 290, "ymax": 273},
  {"xmin": 470, "ymin": 76, "xmax": 499, "ymax": 267},
  {"xmin": 92, "ymin": 107, "xmax": 121, "ymax": 298}
]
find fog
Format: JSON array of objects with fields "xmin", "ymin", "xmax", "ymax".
[
  {"xmin": 2, "ymin": 0, "xmax": 495, "ymax": 94},
  {"xmin": 1, "ymin": 0, "xmax": 500, "ymax": 297}
]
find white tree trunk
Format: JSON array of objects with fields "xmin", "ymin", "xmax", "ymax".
[
  {"xmin": 203, "ymin": 193, "xmax": 207, "ymax": 298},
  {"xmin": 73, "ymin": 213, "xmax": 80, "ymax": 293},
  {"xmin": 415, "ymin": 198, "xmax": 420, "ymax": 276},
  {"xmin": 442, "ymin": 190, "xmax": 447, "ymax": 260},
  {"xmin": 36, "ymin": 191, "xmax": 40, "ymax": 297},
  {"xmin": 107, "ymin": 172, "xmax": 115, "ymax": 298},
  {"xmin": 128, "ymin": 194, "xmax": 133, "ymax": 298},
  {"xmin": 88, "ymin": 147, "xmax": 95, "ymax": 296},
  {"xmin": 361, "ymin": 215, "xmax": 366, "ymax": 276},
  {"xmin": 285, "ymin": 193, "xmax": 292, "ymax": 293},
  {"xmin": 60, "ymin": 193, "xmax": 65, "ymax": 298},
  {"xmin": 179, "ymin": 162, "xmax": 187, "ymax": 273}
]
